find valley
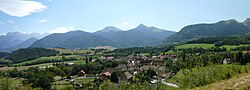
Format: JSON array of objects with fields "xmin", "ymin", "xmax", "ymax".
[
  {"xmin": 1, "ymin": 19, "xmax": 250, "ymax": 90},
  {"xmin": 1, "ymin": 0, "xmax": 250, "ymax": 89}
]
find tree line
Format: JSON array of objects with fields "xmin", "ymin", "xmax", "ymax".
[
  {"xmin": 7, "ymin": 48, "xmax": 59, "ymax": 63},
  {"xmin": 187, "ymin": 36, "xmax": 250, "ymax": 46}
]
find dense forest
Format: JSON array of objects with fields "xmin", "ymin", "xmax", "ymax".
[
  {"xmin": 104, "ymin": 46, "xmax": 174, "ymax": 56},
  {"xmin": 187, "ymin": 36, "xmax": 250, "ymax": 46},
  {"xmin": 7, "ymin": 48, "xmax": 59, "ymax": 63},
  {"xmin": 0, "ymin": 52, "xmax": 10, "ymax": 58}
]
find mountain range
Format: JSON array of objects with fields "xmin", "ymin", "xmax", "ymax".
[
  {"xmin": 1, "ymin": 18, "xmax": 250, "ymax": 52},
  {"xmin": 30, "ymin": 30, "xmax": 114, "ymax": 49},
  {"xmin": 0, "ymin": 32, "xmax": 47, "ymax": 52},
  {"xmin": 30, "ymin": 24, "xmax": 176, "ymax": 49},
  {"xmin": 94, "ymin": 24, "xmax": 176, "ymax": 47}
]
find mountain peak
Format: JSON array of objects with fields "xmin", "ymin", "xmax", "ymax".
[
  {"xmin": 66, "ymin": 30, "xmax": 89, "ymax": 34},
  {"xmin": 243, "ymin": 18, "xmax": 250, "ymax": 23},
  {"xmin": 103, "ymin": 26, "xmax": 121, "ymax": 31},
  {"xmin": 217, "ymin": 19, "xmax": 240, "ymax": 25},
  {"xmin": 137, "ymin": 23, "xmax": 148, "ymax": 28},
  {"xmin": 6, "ymin": 32, "xmax": 23, "ymax": 35},
  {"xmin": 97, "ymin": 26, "xmax": 122, "ymax": 33},
  {"xmin": 243, "ymin": 18, "xmax": 250, "ymax": 29}
]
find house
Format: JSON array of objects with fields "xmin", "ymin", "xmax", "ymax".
[
  {"xmin": 141, "ymin": 56, "xmax": 148, "ymax": 60},
  {"xmin": 155, "ymin": 66, "xmax": 170, "ymax": 78},
  {"xmin": 65, "ymin": 62, "xmax": 74, "ymax": 66},
  {"xmin": 100, "ymin": 56, "xmax": 107, "ymax": 60},
  {"xmin": 116, "ymin": 64, "xmax": 127, "ymax": 70},
  {"xmin": 124, "ymin": 72, "xmax": 133, "ymax": 80},
  {"xmin": 150, "ymin": 79, "xmax": 158, "ymax": 84},
  {"xmin": 69, "ymin": 79, "xmax": 75, "ymax": 84},
  {"xmin": 223, "ymin": 58, "xmax": 230, "ymax": 64},
  {"xmin": 133, "ymin": 71, "xmax": 138, "ymax": 76},
  {"xmin": 107, "ymin": 57, "xmax": 114, "ymax": 60},
  {"xmin": 128, "ymin": 60, "xmax": 137, "ymax": 66},
  {"xmin": 159, "ymin": 54, "xmax": 168, "ymax": 60},
  {"xmin": 78, "ymin": 70, "xmax": 85, "ymax": 77},
  {"xmin": 166, "ymin": 54, "xmax": 177, "ymax": 60},
  {"xmin": 91, "ymin": 59, "xmax": 96, "ymax": 62},
  {"xmin": 152, "ymin": 56, "xmax": 158, "ymax": 59},
  {"xmin": 101, "ymin": 71, "xmax": 111, "ymax": 78},
  {"xmin": 151, "ymin": 60, "xmax": 164, "ymax": 65},
  {"xmin": 140, "ymin": 60, "xmax": 153, "ymax": 65}
]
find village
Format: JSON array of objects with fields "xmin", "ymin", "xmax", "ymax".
[{"xmin": 53, "ymin": 52, "xmax": 179, "ymax": 89}]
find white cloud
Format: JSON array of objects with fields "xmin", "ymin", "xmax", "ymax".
[
  {"xmin": 121, "ymin": 21, "xmax": 129, "ymax": 26},
  {"xmin": 6, "ymin": 20, "xmax": 15, "ymax": 24},
  {"xmin": 38, "ymin": 19, "xmax": 48, "ymax": 23},
  {"xmin": 0, "ymin": 0, "xmax": 47, "ymax": 17},
  {"xmin": 0, "ymin": 33, "xmax": 6, "ymax": 35},
  {"xmin": 49, "ymin": 26, "xmax": 75, "ymax": 34}
]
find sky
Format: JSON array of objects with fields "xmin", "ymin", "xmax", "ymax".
[{"xmin": 0, "ymin": 0, "xmax": 250, "ymax": 34}]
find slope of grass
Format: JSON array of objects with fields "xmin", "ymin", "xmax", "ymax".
[
  {"xmin": 221, "ymin": 44, "xmax": 250, "ymax": 51},
  {"xmin": 0, "ymin": 60, "xmax": 85, "ymax": 70},
  {"xmin": 172, "ymin": 44, "xmax": 250, "ymax": 51},
  {"xmin": 13, "ymin": 55, "xmax": 84, "ymax": 66},
  {"xmin": 169, "ymin": 64, "xmax": 250, "ymax": 89},
  {"xmin": 53, "ymin": 48, "xmax": 94, "ymax": 54},
  {"xmin": 194, "ymin": 72, "xmax": 250, "ymax": 90},
  {"xmin": 175, "ymin": 44, "xmax": 214, "ymax": 49}
]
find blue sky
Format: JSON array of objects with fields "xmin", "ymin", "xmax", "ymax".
[{"xmin": 0, "ymin": 0, "xmax": 250, "ymax": 34}]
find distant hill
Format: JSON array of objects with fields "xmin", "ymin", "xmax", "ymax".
[
  {"xmin": 0, "ymin": 32, "xmax": 47, "ymax": 50},
  {"xmin": 95, "ymin": 24, "xmax": 176, "ymax": 47},
  {"xmin": 7, "ymin": 48, "xmax": 59, "ymax": 63},
  {"xmin": 0, "ymin": 37, "xmax": 39, "ymax": 52},
  {"xmin": 163, "ymin": 19, "xmax": 250, "ymax": 44},
  {"xmin": 30, "ymin": 30, "xmax": 115, "ymax": 49}
]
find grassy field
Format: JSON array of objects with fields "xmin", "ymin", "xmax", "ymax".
[
  {"xmin": 52, "ymin": 76, "xmax": 95, "ymax": 89},
  {"xmin": 0, "ymin": 60, "xmax": 85, "ymax": 70},
  {"xmin": 53, "ymin": 48, "xmax": 94, "ymax": 54},
  {"xmin": 221, "ymin": 44, "xmax": 250, "ymax": 50},
  {"xmin": 13, "ymin": 55, "xmax": 84, "ymax": 66},
  {"xmin": 169, "ymin": 64, "xmax": 250, "ymax": 89},
  {"xmin": 194, "ymin": 72, "xmax": 250, "ymax": 90},
  {"xmin": 175, "ymin": 44, "xmax": 214, "ymax": 49},
  {"xmin": 167, "ymin": 44, "xmax": 250, "ymax": 53},
  {"xmin": 75, "ymin": 77, "xmax": 95, "ymax": 84},
  {"xmin": 0, "ymin": 48, "xmax": 93, "ymax": 71}
]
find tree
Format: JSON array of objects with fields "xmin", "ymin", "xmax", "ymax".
[
  {"xmin": 146, "ymin": 68, "xmax": 156, "ymax": 78},
  {"xmin": 111, "ymin": 72, "xmax": 119, "ymax": 83},
  {"xmin": 62, "ymin": 56, "xmax": 66, "ymax": 64},
  {"xmin": 165, "ymin": 59, "xmax": 173, "ymax": 68},
  {"xmin": 243, "ymin": 52, "xmax": 250, "ymax": 65},
  {"xmin": 89, "ymin": 56, "xmax": 93, "ymax": 62},
  {"xmin": 25, "ymin": 74, "xmax": 53, "ymax": 90},
  {"xmin": 0, "ymin": 78, "xmax": 12, "ymax": 90},
  {"xmin": 236, "ymin": 52, "xmax": 244, "ymax": 65},
  {"xmin": 214, "ymin": 41, "xmax": 224, "ymax": 47},
  {"xmin": 85, "ymin": 56, "xmax": 89, "ymax": 63},
  {"xmin": 59, "ymin": 70, "xmax": 66, "ymax": 80}
]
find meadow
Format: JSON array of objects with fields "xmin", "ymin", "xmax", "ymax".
[{"xmin": 167, "ymin": 44, "xmax": 250, "ymax": 53}]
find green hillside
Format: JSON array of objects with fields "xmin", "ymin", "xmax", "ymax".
[{"xmin": 164, "ymin": 19, "xmax": 250, "ymax": 45}]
